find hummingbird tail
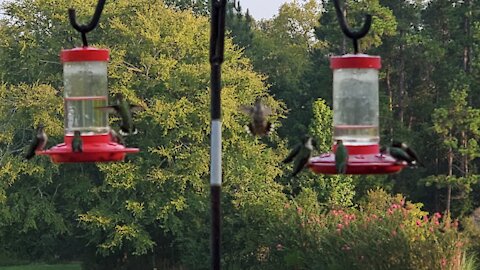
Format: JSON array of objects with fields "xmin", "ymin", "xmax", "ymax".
[
  {"xmin": 24, "ymin": 152, "xmax": 35, "ymax": 160},
  {"xmin": 266, "ymin": 122, "xmax": 274, "ymax": 135},
  {"xmin": 244, "ymin": 124, "xmax": 253, "ymax": 135},
  {"xmin": 119, "ymin": 127, "xmax": 138, "ymax": 136}
]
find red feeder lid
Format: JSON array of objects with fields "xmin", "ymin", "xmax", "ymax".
[
  {"xmin": 61, "ymin": 47, "xmax": 110, "ymax": 63},
  {"xmin": 308, "ymin": 144, "xmax": 406, "ymax": 175},
  {"xmin": 37, "ymin": 134, "xmax": 138, "ymax": 163},
  {"xmin": 330, "ymin": 54, "xmax": 381, "ymax": 69}
]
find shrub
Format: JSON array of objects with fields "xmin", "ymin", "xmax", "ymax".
[{"xmin": 263, "ymin": 189, "xmax": 468, "ymax": 270}]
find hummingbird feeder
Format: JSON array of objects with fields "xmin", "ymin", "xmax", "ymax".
[
  {"xmin": 308, "ymin": 0, "xmax": 405, "ymax": 174},
  {"xmin": 39, "ymin": 0, "xmax": 139, "ymax": 163}
]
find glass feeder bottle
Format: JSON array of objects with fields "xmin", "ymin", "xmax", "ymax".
[
  {"xmin": 330, "ymin": 54, "xmax": 381, "ymax": 147},
  {"xmin": 61, "ymin": 47, "xmax": 110, "ymax": 136}
]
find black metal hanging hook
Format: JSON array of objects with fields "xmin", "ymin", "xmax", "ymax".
[
  {"xmin": 333, "ymin": 0, "xmax": 372, "ymax": 54},
  {"xmin": 68, "ymin": 0, "xmax": 106, "ymax": 47}
]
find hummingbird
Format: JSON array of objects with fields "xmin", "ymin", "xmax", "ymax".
[
  {"xmin": 24, "ymin": 123, "xmax": 48, "ymax": 160},
  {"xmin": 109, "ymin": 128, "xmax": 125, "ymax": 145},
  {"xmin": 96, "ymin": 93, "xmax": 143, "ymax": 136},
  {"xmin": 391, "ymin": 141, "xmax": 424, "ymax": 167},
  {"xmin": 239, "ymin": 98, "xmax": 274, "ymax": 137},
  {"xmin": 72, "ymin": 130, "xmax": 83, "ymax": 152},
  {"xmin": 335, "ymin": 139, "xmax": 348, "ymax": 174},
  {"xmin": 283, "ymin": 136, "xmax": 317, "ymax": 177},
  {"xmin": 380, "ymin": 145, "xmax": 415, "ymax": 166}
]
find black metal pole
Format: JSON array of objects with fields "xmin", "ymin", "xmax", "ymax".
[{"xmin": 209, "ymin": 1, "xmax": 226, "ymax": 270}]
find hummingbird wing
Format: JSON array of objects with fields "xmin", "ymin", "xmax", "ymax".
[
  {"xmin": 283, "ymin": 144, "xmax": 301, "ymax": 164},
  {"xmin": 129, "ymin": 104, "xmax": 144, "ymax": 113},
  {"xmin": 291, "ymin": 152, "xmax": 310, "ymax": 177},
  {"xmin": 311, "ymin": 139, "xmax": 318, "ymax": 150},
  {"xmin": 239, "ymin": 105, "xmax": 254, "ymax": 115},
  {"xmin": 405, "ymin": 147, "xmax": 424, "ymax": 167},
  {"xmin": 262, "ymin": 106, "xmax": 272, "ymax": 116},
  {"xmin": 24, "ymin": 137, "xmax": 38, "ymax": 160},
  {"xmin": 95, "ymin": 105, "xmax": 120, "ymax": 114},
  {"xmin": 390, "ymin": 147, "xmax": 413, "ymax": 165}
]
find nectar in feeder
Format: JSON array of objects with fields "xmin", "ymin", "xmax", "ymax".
[
  {"xmin": 309, "ymin": 54, "xmax": 405, "ymax": 174},
  {"xmin": 332, "ymin": 55, "xmax": 379, "ymax": 146},
  {"xmin": 39, "ymin": 47, "xmax": 139, "ymax": 163},
  {"xmin": 63, "ymin": 49, "xmax": 109, "ymax": 135}
]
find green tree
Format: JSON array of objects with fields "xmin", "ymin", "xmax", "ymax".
[{"xmin": 430, "ymin": 88, "xmax": 480, "ymax": 215}]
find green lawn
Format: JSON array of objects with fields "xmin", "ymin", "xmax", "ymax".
[{"xmin": 0, "ymin": 264, "xmax": 81, "ymax": 270}]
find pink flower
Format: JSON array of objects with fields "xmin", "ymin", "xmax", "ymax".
[
  {"xmin": 337, "ymin": 223, "xmax": 344, "ymax": 230},
  {"xmin": 391, "ymin": 230, "xmax": 397, "ymax": 237},
  {"xmin": 441, "ymin": 258, "xmax": 447, "ymax": 266},
  {"xmin": 387, "ymin": 209, "xmax": 394, "ymax": 215},
  {"xmin": 416, "ymin": 220, "xmax": 422, "ymax": 226},
  {"xmin": 296, "ymin": 207, "xmax": 303, "ymax": 214},
  {"xmin": 423, "ymin": 215, "xmax": 429, "ymax": 222},
  {"xmin": 434, "ymin": 212, "xmax": 442, "ymax": 219},
  {"xmin": 371, "ymin": 214, "xmax": 378, "ymax": 219}
]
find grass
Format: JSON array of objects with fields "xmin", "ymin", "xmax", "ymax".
[{"xmin": 0, "ymin": 264, "xmax": 81, "ymax": 270}]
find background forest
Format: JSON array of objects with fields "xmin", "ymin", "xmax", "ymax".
[{"xmin": 0, "ymin": 0, "xmax": 480, "ymax": 269}]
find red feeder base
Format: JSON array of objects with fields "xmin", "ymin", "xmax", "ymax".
[
  {"xmin": 37, "ymin": 134, "xmax": 139, "ymax": 163},
  {"xmin": 308, "ymin": 144, "xmax": 406, "ymax": 175}
]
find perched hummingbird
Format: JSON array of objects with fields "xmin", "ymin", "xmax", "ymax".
[
  {"xmin": 24, "ymin": 123, "xmax": 48, "ymax": 160},
  {"xmin": 96, "ymin": 93, "xmax": 143, "ymax": 136},
  {"xmin": 283, "ymin": 136, "xmax": 317, "ymax": 177},
  {"xmin": 391, "ymin": 141, "xmax": 424, "ymax": 167},
  {"xmin": 109, "ymin": 128, "xmax": 125, "ymax": 145},
  {"xmin": 380, "ymin": 145, "xmax": 415, "ymax": 166},
  {"xmin": 72, "ymin": 130, "xmax": 83, "ymax": 152},
  {"xmin": 335, "ymin": 140, "xmax": 348, "ymax": 174},
  {"xmin": 239, "ymin": 99, "xmax": 274, "ymax": 137}
]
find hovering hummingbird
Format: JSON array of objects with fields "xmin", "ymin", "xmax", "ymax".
[
  {"xmin": 109, "ymin": 128, "xmax": 125, "ymax": 145},
  {"xmin": 96, "ymin": 93, "xmax": 143, "ymax": 136},
  {"xmin": 380, "ymin": 145, "xmax": 415, "ymax": 166},
  {"xmin": 239, "ymin": 99, "xmax": 274, "ymax": 137},
  {"xmin": 283, "ymin": 136, "xmax": 317, "ymax": 177},
  {"xmin": 391, "ymin": 141, "xmax": 424, "ymax": 167},
  {"xmin": 335, "ymin": 139, "xmax": 348, "ymax": 174},
  {"xmin": 72, "ymin": 130, "xmax": 83, "ymax": 152},
  {"xmin": 24, "ymin": 123, "xmax": 48, "ymax": 160}
]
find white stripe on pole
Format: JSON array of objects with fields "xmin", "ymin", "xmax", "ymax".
[{"xmin": 210, "ymin": 120, "xmax": 222, "ymax": 186}]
